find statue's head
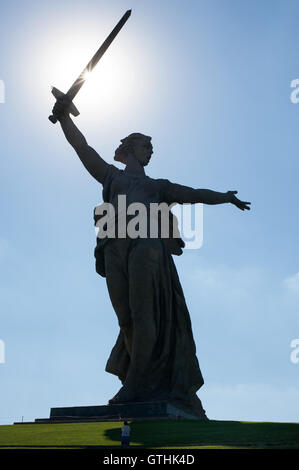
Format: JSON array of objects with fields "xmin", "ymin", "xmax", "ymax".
[{"xmin": 114, "ymin": 132, "xmax": 153, "ymax": 166}]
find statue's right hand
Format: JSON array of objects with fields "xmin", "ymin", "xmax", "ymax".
[{"xmin": 52, "ymin": 95, "xmax": 71, "ymax": 121}]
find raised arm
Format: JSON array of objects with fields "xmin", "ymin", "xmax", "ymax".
[
  {"xmin": 52, "ymin": 97, "xmax": 108, "ymax": 184},
  {"xmin": 160, "ymin": 179, "xmax": 251, "ymax": 211}
]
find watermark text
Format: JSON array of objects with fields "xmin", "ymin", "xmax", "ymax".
[
  {"xmin": 94, "ymin": 196, "xmax": 203, "ymax": 250},
  {"xmin": 0, "ymin": 340, "xmax": 5, "ymax": 364},
  {"xmin": 290, "ymin": 339, "xmax": 299, "ymax": 364},
  {"xmin": 0, "ymin": 80, "xmax": 5, "ymax": 103},
  {"xmin": 290, "ymin": 79, "xmax": 299, "ymax": 103}
]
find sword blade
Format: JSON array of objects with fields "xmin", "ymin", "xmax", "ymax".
[{"xmin": 67, "ymin": 9, "xmax": 131, "ymax": 100}]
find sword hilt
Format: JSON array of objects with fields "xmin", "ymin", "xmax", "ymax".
[
  {"xmin": 48, "ymin": 114, "xmax": 58, "ymax": 124},
  {"xmin": 49, "ymin": 87, "xmax": 80, "ymax": 124}
]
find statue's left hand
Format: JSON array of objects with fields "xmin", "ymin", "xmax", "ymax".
[{"xmin": 227, "ymin": 191, "xmax": 251, "ymax": 211}]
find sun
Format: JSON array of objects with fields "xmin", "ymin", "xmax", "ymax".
[
  {"xmin": 46, "ymin": 35, "xmax": 138, "ymax": 121},
  {"xmin": 26, "ymin": 13, "xmax": 152, "ymax": 130},
  {"xmin": 82, "ymin": 70, "xmax": 92, "ymax": 81}
]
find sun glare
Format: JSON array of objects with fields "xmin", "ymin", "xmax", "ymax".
[
  {"xmin": 43, "ymin": 31, "xmax": 140, "ymax": 122},
  {"xmin": 25, "ymin": 13, "xmax": 153, "ymax": 132},
  {"xmin": 82, "ymin": 70, "xmax": 92, "ymax": 81}
]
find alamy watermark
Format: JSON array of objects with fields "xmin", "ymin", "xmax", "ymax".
[
  {"xmin": 94, "ymin": 196, "xmax": 203, "ymax": 249},
  {"xmin": 290, "ymin": 339, "xmax": 299, "ymax": 364},
  {"xmin": 172, "ymin": 203, "xmax": 203, "ymax": 249},
  {"xmin": 0, "ymin": 80, "xmax": 5, "ymax": 103},
  {"xmin": 290, "ymin": 79, "xmax": 299, "ymax": 103},
  {"xmin": 0, "ymin": 340, "xmax": 5, "ymax": 364}
]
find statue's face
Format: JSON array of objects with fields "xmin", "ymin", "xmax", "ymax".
[{"xmin": 132, "ymin": 139, "xmax": 153, "ymax": 166}]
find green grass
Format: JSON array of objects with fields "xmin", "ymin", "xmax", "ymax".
[{"xmin": 0, "ymin": 420, "xmax": 298, "ymax": 449}]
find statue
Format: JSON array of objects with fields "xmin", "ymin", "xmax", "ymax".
[{"xmin": 52, "ymin": 97, "xmax": 251, "ymax": 419}]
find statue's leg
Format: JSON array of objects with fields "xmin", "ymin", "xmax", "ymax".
[
  {"xmin": 122, "ymin": 239, "xmax": 164, "ymax": 399},
  {"xmin": 104, "ymin": 240, "xmax": 133, "ymax": 356},
  {"xmin": 105, "ymin": 238, "xmax": 165, "ymax": 404}
]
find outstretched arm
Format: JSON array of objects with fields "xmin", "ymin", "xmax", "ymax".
[
  {"xmin": 52, "ymin": 97, "xmax": 108, "ymax": 184},
  {"xmin": 161, "ymin": 179, "xmax": 251, "ymax": 211}
]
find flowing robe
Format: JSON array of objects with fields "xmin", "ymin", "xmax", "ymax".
[{"xmin": 94, "ymin": 164, "xmax": 207, "ymax": 418}]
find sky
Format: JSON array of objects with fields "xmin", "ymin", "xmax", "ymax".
[{"xmin": 0, "ymin": 0, "xmax": 298, "ymax": 425}]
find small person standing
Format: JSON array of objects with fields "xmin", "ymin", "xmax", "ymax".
[{"xmin": 121, "ymin": 420, "xmax": 131, "ymax": 447}]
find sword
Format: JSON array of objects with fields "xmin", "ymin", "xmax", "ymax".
[{"xmin": 49, "ymin": 9, "xmax": 131, "ymax": 124}]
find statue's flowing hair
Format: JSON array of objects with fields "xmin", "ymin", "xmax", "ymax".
[{"xmin": 114, "ymin": 132, "xmax": 152, "ymax": 164}]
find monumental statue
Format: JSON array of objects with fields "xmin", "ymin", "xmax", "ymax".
[{"xmin": 49, "ymin": 11, "xmax": 251, "ymax": 419}]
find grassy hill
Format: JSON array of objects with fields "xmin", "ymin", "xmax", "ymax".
[{"xmin": 0, "ymin": 420, "xmax": 298, "ymax": 449}]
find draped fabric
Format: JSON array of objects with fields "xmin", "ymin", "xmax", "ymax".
[{"xmin": 94, "ymin": 165, "xmax": 207, "ymax": 417}]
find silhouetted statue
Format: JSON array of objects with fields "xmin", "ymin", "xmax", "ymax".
[{"xmin": 52, "ymin": 97, "xmax": 251, "ymax": 419}]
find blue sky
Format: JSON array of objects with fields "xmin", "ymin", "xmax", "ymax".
[{"xmin": 0, "ymin": 0, "xmax": 298, "ymax": 424}]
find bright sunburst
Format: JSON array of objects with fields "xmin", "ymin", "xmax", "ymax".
[{"xmin": 24, "ymin": 11, "xmax": 154, "ymax": 136}]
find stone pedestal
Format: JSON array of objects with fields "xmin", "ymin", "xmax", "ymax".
[{"xmin": 27, "ymin": 400, "xmax": 208, "ymax": 424}]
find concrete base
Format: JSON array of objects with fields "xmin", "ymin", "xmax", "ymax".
[
  {"xmin": 50, "ymin": 401, "xmax": 204, "ymax": 421},
  {"xmin": 14, "ymin": 401, "xmax": 207, "ymax": 424}
]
